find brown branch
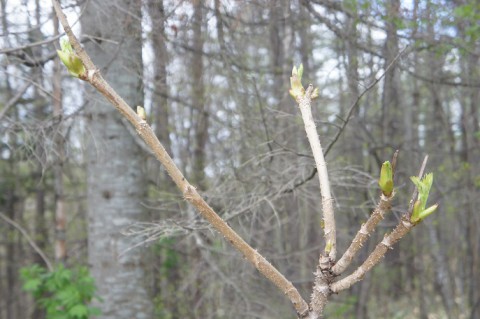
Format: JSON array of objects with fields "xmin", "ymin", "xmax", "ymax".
[
  {"xmin": 0, "ymin": 34, "xmax": 63, "ymax": 54},
  {"xmin": 330, "ymin": 155, "xmax": 429, "ymax": 293},
  {"xmin": 51, "ymin": 1, "xmax": 309, "ymax": 316},
  {"xmin": 0, "ymin": 212, "xmax": 53, "ymax": 272},
  {"xmin": 331, "ymin": 192, "xmax": 394, "ymax": 275},
  {"xmin": 330, "ymin": 214, "xmax": 415, "ymax": 293},
  {"xmin": 332, "ymin": 151, "xmax": 399, "ymax": 275},
  {"xmin": 282, "ymin": 48, "xmax": 408, "ymax": 196}
]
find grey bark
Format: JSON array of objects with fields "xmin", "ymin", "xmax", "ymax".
[
  {"xmin": 191, "ymin": 0, "xmax": 208, "ymax": 190},
  {"xmin": 148, "ymin": 0, "xmax": 171, "ymax": 156},
  {"xmin": 52, "ymin": 8, "xmax": 66, "ymax": 263},
  {"xmin": 81, "ymin": 1, "xmax": 153, "ymax": 318},
  {"xmin": 427, "ymin": 222, "xmax": 458, "ymax": 318}
]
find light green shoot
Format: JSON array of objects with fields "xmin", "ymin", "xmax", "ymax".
[
  {"xmin": 289, "ymin": 64, "xmax": 319, "ymax": 101},
  {"xmin": 57, "ymin": 39, "xmax": 85, "ymax": 78},
  {"xmin": 410, "ymin": 173, "xmax": 438, "ymax": 223},
  {"xmin": 289, "ymin": 64, "xmax": 305, "ymax": 100}
]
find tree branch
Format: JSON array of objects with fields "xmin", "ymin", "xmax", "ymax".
[
  {"xmin": 330, "ymin": 155, "xmax": 429, "ymax": 293},
  {"xmin": 283, "ymin": 47, "xmax": 408, "ymax": 196},
  {"xmin": 0, "ymin": 212, "xmax": 53, "ymax": 272},
  {"xmin": 51, "ymin": 0, "xmax": 309, "ymax": 316},
  {"xmin": 332, "ymin": 151, "xmax": 399, "ymax": 275},
  {"xmin": 324, "ymin": 46, "xmax": 409, "ymax": 155},
  {"xmin": 296, "ymin": 84, "xmax": 337, "ymax": 262},
  {"xmin": 331, "ymin": 192, "xmax": 394, "ymax": 275}
]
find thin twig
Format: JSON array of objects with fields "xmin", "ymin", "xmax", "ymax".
[
  {"xmin": 330, "ymin": 155, "xmax": 429, "ymax": 293},
  {"xmin": 324, "ymin": 46, "xmax": 409, "ymax": 155},
  {"xmin": 331, "ymin": 150, "xmax": 399, "ymax": 275},
  {"xmin": 0, "ymin": 82, "xmax": 30, "ymax": 121},
  {"xmin": 0, "ymin": 212, "xmax": 53, "ymax": 271},
  {"xmin": 283, "ymin": 47, "xmax": 408, "ymax": 195},
  {"xmin": 331, "ymin": 192, "xmax": 394, "ymax": 275},
  {"xmin": 0, "ymin": 34, "xmax": 64, "ymax": 54}
]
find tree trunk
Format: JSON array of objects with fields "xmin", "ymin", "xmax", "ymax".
[
  {"xmin": 81, "ymin": 1, "xmax": 153, "ymax": 318},
  {"xmin": 192, "ymin": 0, "xmax": 208, "ymax": 190},
  {"xmin": 52, "ymin": 7, "xmax": 66, "ymax": 263}
]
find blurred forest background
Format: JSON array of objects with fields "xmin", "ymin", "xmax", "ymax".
[{"xmin": 1, "ymin": 0, "xmax": 479, "ymax": 318}]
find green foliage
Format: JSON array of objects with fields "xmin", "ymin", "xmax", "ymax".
[
  {"xmin": 57, "ymin": 39, "xmax": 86, "ymax": 78},
  {"xmin": 452, "ymin": 2, "xmax": 480, "ymax": 45},
  {"xmin": 152, "ymin": 238, "xmax": 180, "ymax": 277},
  {"xmin": 20, "ymin": 264, "xmax": 101, "ymax": 319},
  {"xmin": 152, "ymin": 238, "xmax": 183, "ymax": 318},
  {"xmin": 410, "ymin": 173, "xmax": 438, "ymax": 223}
]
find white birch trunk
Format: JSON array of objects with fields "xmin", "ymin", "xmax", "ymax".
[{"xmin": 82, "ymin": 1, "xmax": 153, "ymax": 318}]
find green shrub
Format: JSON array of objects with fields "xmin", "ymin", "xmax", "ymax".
[{"xmin": 20, "ymin": 264, "xmax": 101, "ymax": 319}]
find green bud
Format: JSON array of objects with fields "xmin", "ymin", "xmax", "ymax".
[
  {"xmin": 378, "ymin": 161, "xmax": 394, "ymax": 196},
  {"xmin": 411, "ymin": 200, "xmax": 422, "ymax": 223},
  {"xmin": 57, "ymin": 39, "xmax": 85, "ymax": 78}
]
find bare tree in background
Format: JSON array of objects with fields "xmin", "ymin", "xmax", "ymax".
[
  {"xmin": 81, "ymin": 1, "xmax": 154, "ymax": 317},
  {"xmin": 1, "ymin": 1, "xmax": 480, "ymax": 318}
]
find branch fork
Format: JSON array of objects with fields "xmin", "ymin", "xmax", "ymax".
[{"xmin": 51, "ymin": 3, "xmax": 439, "ymax": 317}]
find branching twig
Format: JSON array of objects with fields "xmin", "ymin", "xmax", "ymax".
[
  {"xmin": 0, "ymin": 212, "xmax": 53, "ymax": 271},
  {"xmin": 331, "ymin": 192, "xmax": 394, "ymax": 275},
  {"xmin": 330, "ymin": 155, "xmax": 428, "ymax": 293},
  {"xmin": 332, "ymin": 151, "xmax": 399, "ymax": 275},
  {"xmin": 51, "ymin": 1, "xmax": 309, "ymax": 316},
  {"xmin": 283, "ymin": 47, "xmax": 408, "ymax": 195}
]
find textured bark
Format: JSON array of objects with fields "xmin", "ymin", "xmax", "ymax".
[
  {"xmin": 381, "ymin": 0, "xmax": 402, "ymax": 151},
  {"xmin": 81, "ymin": 1, "xmax": 153, "ymax": 318},
  {"xmin": 191, "ymin": 0, "xmax": 208, "ymax": 190},
  {"xmin": 296, "ymin": 85, "xmax": 336, "ymax": 262},
  {"xmin": 146, "ymin": 0, "xmax": 178, "ymax": 314},
  {"xmin": 331, "ymin": 217, "xmax": 416, "ymax": 293},
  {"xmin": 52, "ymin": 8, "xmax": 66, "ymax": 263},
  {"xmin": 332, "ymin": 193, "xmax": 394, "ymax": 275},
  {"xmin": 148, "ymin": 0, "xmax": 171, "ymax": 156}
]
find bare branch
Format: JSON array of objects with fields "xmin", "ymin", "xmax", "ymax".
[
  {"xmin": 330, "ymin": 214, "xmax": 415, "ymax": 293},
  {"xmin": 283, "ymin": 48, "xmax": 408, "ymax": 196},
  {"xmin": 0, "ymin": 212, "xmax": 53, "ymax": 272},
  {"xmin": 324, "ymin": 46, "xmax": 409, "ymax": 155},
  {"xmin": 0, "ymin": 34, "xmax": 63, "ymax": 54},
  {"xmin": 331, "ymin": 192, "xmax": 394, "ymax": 275},
  {"xmin": 296, "ymin": 84, "xmax": 337, "ymax": 262},
  {"xmin": 51, "ymin": 1, "xmax": 309, "ymax": 316},
  {"xmin": 0, "ymin": 82, "xmax": 30, "ymax": 121},
  {"xmin": 332, "ymin": 151, "xmax": 399, "ymax": 275},
  {"xmin": 330, "ymin": 155, "xmax": 429, "ymax": 293}
]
